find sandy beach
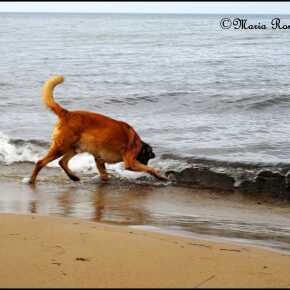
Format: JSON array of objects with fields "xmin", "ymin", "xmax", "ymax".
[{"xmin": 0, "ymin": 213, "xmax": 289, "ymax": 288}]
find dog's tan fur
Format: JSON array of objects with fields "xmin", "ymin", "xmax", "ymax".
[{"xmin": 29, "ymin": 76, "xmax": 167, "ymax": 184}]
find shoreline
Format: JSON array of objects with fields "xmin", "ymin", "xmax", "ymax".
[
  {"xmin": 1, "ymin": 213, "xmax": 290, "ymax": 288},
  {"xmin": 1, "ymin": 175, "xmax": 290, "ymax": 254}
]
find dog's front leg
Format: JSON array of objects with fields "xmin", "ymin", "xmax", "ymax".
[{"xmin": 124, "ymin": 158, "xmax": 168, "ymax": 181}]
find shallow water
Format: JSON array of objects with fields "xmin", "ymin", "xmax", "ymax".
[{"xmin": 1, "ymin": 168, "xmax": 290, "ymax": 254}]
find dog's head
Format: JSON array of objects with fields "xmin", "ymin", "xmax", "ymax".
[{"xmin": 136, "ymin": 141, "xmax": 155, "ymax": 165}]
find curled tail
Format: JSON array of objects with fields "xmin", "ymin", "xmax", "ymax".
[{"xmin": 42, "ymin": 75, "xmax": 67, "ymax": 117}]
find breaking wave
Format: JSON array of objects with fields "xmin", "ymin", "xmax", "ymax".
[
  {"xmin": 0, "ymin": 132, "xmax": 49, "ymax": 164},
  {"xmin": 1, "ymin": 132, "xmax": 290, "ymax": 199}
]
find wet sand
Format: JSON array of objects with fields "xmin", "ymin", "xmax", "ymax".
[
  {"xmin": 1, "ymin": 166, "xmax": 290, "ymax": 252},
  {"xmin": 0, "ymin": 213, "xmax": 290, "ymax": 288},
  {"xmin": 1, "ymin": 164, "xmax": 290, "ymax": 287}
]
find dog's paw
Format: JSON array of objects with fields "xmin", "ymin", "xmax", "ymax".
[
  {"xmin": 160, "ymin": 175, "xmax": 170, "ymax": 181},
  {"xmin": 155, "ymin": 170, "xmax": 169, "ymax": 181},
  {"xmin": 70, "ymin": 175, "xmax": 80, "ymax": 182},
  {"xmin": 100, "ymin": 175, "xmax": 109, "ymax": 182}
]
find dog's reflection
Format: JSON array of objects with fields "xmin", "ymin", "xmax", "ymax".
[{"xmin": 27, "ymin": 183, "xmax": 153, "ymax": 225}]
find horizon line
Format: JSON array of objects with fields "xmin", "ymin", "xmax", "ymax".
[{"xmin": 0, "ymin": 11, "xmax": 290, "ymax": 15}]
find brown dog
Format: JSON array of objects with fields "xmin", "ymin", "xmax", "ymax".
[{"xmin": 28, "ymin": 76, "xmax": 168, "ymax": 184}]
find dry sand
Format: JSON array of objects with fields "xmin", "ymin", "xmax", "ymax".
[{"xmin": 0, "ymin": 213, "xmax": 290, "ymax": 288}]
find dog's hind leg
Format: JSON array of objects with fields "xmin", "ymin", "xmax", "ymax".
[
  {"xmin": 29, "ymin": 146, "xmax": 62, "ymax": 184},
  {"xmin": 59, "ymin": 150, "xmax": 80, "ymax": 181},
  {"xmin": 94, "ymin": 158, "xmax": 109, "ymax": 182}
]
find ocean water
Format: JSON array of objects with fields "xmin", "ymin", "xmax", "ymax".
[
  {"xmin": 1, "ymin": 13, "xmax": 290, "ymax": 168},
  {"xmin": 1, "ymin": 13, "xmax": 290, "ymax": 252}
]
